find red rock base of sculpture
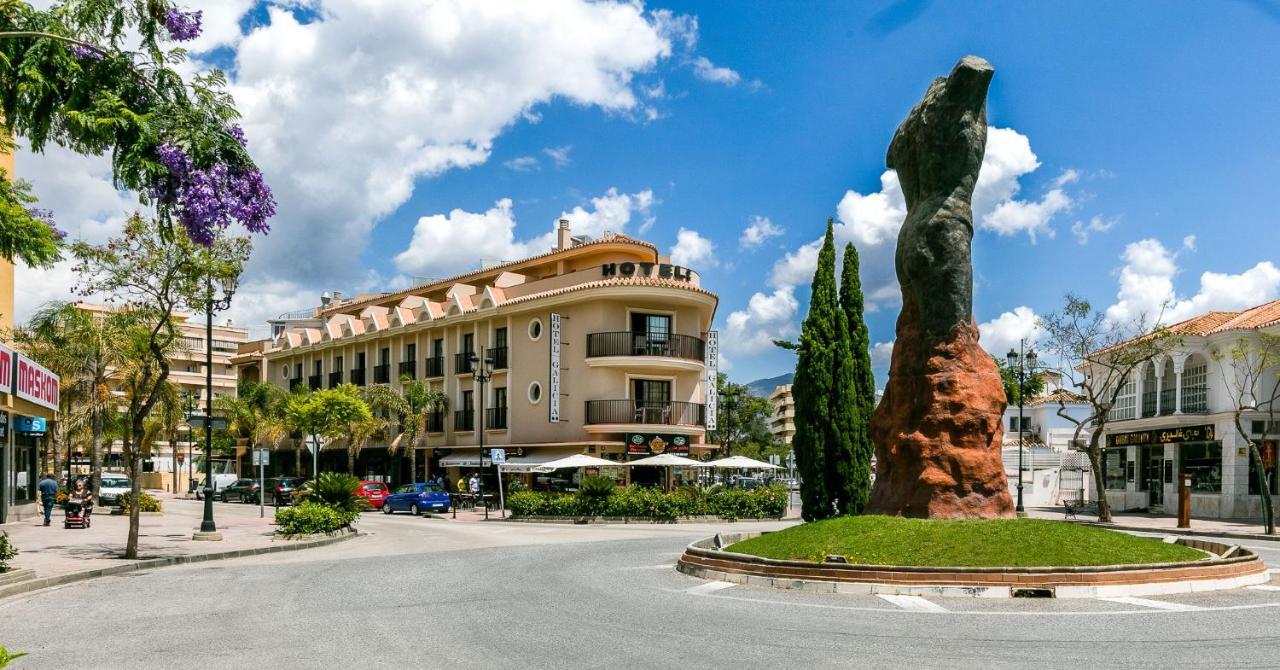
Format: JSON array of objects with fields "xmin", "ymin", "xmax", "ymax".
[{"xmin": 868, "ymin": 300, "xmax": 1014, "ymax": 519}]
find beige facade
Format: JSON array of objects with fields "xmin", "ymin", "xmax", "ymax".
[
  {"xmin": 262, "ymin": 227, "xmax": 719, "ymax": 481},
  {"xmin": 768, "ymin": 384, "xmax": 795, "ymax": 447}
]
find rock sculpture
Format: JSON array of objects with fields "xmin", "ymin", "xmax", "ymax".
[{"xmin": 867, "ymin": 56, "xmax": 1014, "ymax": 519}]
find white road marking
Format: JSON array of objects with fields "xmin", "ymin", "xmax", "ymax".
[
  {"xmin": 685, "ymin": 581, "xmax": 736, "ymax": 595},
  {"xmin": 1269, "ymin": 568, "xmax": 1280, "ymax": 574},
  {"xmin": 876, "ymin": 594, "xmax": 949, "ymax": 612},
  {"xmin": 619, "ymin": 564, "xmax": 675, "ymax": 571},
  {"xmin": 1247, "ymin": 585, "xmax": 1280, "ymax": 592},
  {"xmin": 1101, "ymin": 596, "xmax": 1204, "ymax": 611}
]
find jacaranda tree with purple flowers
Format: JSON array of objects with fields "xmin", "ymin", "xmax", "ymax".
[{"xmin": 0, "ymin": 0, "xmax": 275, "ymax": 258}]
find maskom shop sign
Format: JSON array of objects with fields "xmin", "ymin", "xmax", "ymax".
[
  {"xmin": 626, "ymin": 433, "xmax": 690, "ymax": 455},
  {"xmin": 1108, "ymin": 424, "xmax": 1215, "ymax": 448},
  {"xmin": 601, "ymin": 262, "xmax": 693, "ymax": 281}
]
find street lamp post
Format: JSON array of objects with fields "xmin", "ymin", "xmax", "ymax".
[
  {"xmin": 195, "ymin": 267, "xmax": 237, "ymax": 541},
  {"xmin": 470, "ymin": 347, "xmax": 494, "ymax": 521},
  {"xmin": 1006, "ymin": 341, "xmax": 1038, "ymax": 515}
]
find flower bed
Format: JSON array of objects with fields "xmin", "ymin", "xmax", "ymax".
[{"xmin": 508, "ymin": 484, "xmax": 787, "ymax": 521}]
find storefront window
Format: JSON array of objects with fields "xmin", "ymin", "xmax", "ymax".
[
  {"xmin": 1105, "ymin": 450, "xmax": 1126, "ymax": 490},
  {"xmin": 1248, "ymin": 440, "xmax": 1278, "ymax": 495},
  {"xmin": 1179, "ymin": 442, "xmax": 1222, "ymax": 493}
]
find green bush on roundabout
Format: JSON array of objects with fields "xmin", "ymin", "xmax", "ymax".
[
  {"xmin": 508, "ymin": 483, "xmax": 788, "ymax": 521},
  {"xmin": 726, "ymin": 516, "xmax": 1205, "ymax": 567},
  {"xmin": 275, "ymin": 472, "xmax": 365, "ymax": 536}
]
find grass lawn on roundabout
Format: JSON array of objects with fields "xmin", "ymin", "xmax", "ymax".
[{"xmin": 726, "ymin": 516, "xmax": 1205, "ymax": 567}]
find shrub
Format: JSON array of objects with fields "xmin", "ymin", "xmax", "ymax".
[
  {"xmin": 506, "ymin": 479, "xmax": 527, "ymax": 493},
  {"xmin": 117, "ymin": 490, "xmax": 163, "ymax": 513},
  {"xmin": 576, "ymin": 476, "xmax": 617, "ymax": 514},
  {"xmin": 305, "ymin": 472, "xmax": 367, "ymax": 513},
  {"xmin": 507, "ymin": 491, "xmax": 543, "ymax": 517},
  {"xmin": 506, "ymin": 483, "xmax": 787, "ymax": 521},
  {"xmin": 0, "ymin": 531, "xmax": 16, "ymax": 572},
  {"xmin": 0, "ymin": 645, "xmax": 28, "ymax": 669},
  {"xmin": 275, "ymin": 501, "xmax": 355, "ymax": 536}
]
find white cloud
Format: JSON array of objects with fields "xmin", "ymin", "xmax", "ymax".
[
  {"xmin": 542, "ymin": 145, "xmax": 572, "ymax": 168},
  {"xmin": 837, "ymin": 170, "xmax": 907, "ymax": 247},
  {"xmin": 1183, "ymin": 234, "xmax": 1197, "ymax": 250},
  {"xmin": 670, "ymin": 228, "xmax": 716, "ymax": 268},
  {"xmin": 1071, "ymin": 215, "xmax": 1116, "ymax": 245},
  {"xmin": 723, "ymin": 288, "xmax": 799, "ymax": 354},
  {"xmin": 738, "ymin": 215, "xmax": 783, "ymax": 249},
  {"xmin": 870, "ymin": 340, "xmax": 895, "ymax": 368},
  {"xmin": 978, "ymin": 306, "xmax": 1043, "ymax": 356},
  {"xmin": 981, "ymin": 177, "xmax": 1072, "ymax": 242},
  {"xmin": 502, "ymin": 156, "xmax": 539, "ymax": 172},
  {"xmin": 690, "ymin": 55, "xmax": 741, "ymax": 87},
  {"xmin": 393, "ymin": 187, "xmax": 655, "ymax": 278},
  {"xmin": 1104, "ymin": 237, "xmax": 1280, "ymax": 326}
]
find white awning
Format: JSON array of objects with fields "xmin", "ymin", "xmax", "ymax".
[
  {"xmin": 529, "ymin": 454, "xmax": 624, "ymax": 472},
  {"xmin": 706, "ymin": 456, "xmax": 781, "ymax": 470},
  {"xmin": 499, "ymin": 450, "xmax": 584, "ymax": 472},
  {"xmin": 438, "ymin": 454, "xmax": 491, "ymax": 468}
]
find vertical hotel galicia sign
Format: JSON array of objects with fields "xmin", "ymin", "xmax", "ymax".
[
  {"xmin": 549, "ymin": 313, "xmax": 561, "ymax": 423},
  {"xmin": 704, "ymin": 331, "xmax": 718, "ymax": 431}
]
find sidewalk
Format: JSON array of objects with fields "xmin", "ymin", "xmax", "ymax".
[
  {"xmin": 1027, "ymin": 506, "xmax": 1280, "ymax": 542},
  {"xmin": 2, "ymin": 496, "xmax": 297, "ymax": 581}
]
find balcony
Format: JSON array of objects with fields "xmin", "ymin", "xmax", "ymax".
[
  {"xmin": 373, "ymin": 363, "xmax": 390, "ymax": 384},
  {"xmin": 426, "ymin": 412, "xmax": 445, "ymax": 433},
  {"xmin": 398, "ymin": 360, "xmax": 416, "ymax": 380},
  {"xmin": 1159, "ymin": 389, "xmax": 1175, "ymax": 416},
  {"xmin": 490, "ymin": 346, "xmax": 509, "ymax": 370},
  {"xmin": 307, "ymin": 374, "xmax": 322, "ymax": 390},
  {"xmin": 585, "ymin": 332, "xmax": 705, "ymax": 371},
  {"xmin": 328, "ymin": 371, "xmax": 343, "ymax": 387},
  {"xmin": 425, "ymin": 356, "xmax": 445, "ymax": 378},
  {"xmin": 454, "ymin": 409, "xmax": 475, "ymax": 432},
  {"xmin": 454, "ymin": 352, "xmax": 476, "ymax": 374},
  {"xmin": 486, "ymin": 407, "xmax": 508, "ymax": 430},
  {"xmin": 350, "ymin": 368, "xmax": 366, "ymax": 386},
  {"xmin": 583, "ymin": 400, "xmax": 706, "ymax": 430}
]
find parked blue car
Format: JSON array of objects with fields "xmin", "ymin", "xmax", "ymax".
[{"xmin": 381, "ymin": 483, "xmax": 451, "ymax": 515}]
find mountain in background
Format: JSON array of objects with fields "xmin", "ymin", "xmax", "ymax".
[{"xmin": 742, "ymin": 372, "xmax": 794, "ymax": 397}]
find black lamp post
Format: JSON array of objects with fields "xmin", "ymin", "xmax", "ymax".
[
  {"xmin": 470, "ymin": 347, "xmax": 495, "ymax": 520},
  {"xmin": 1006, "ymin": 341, "xmax": 1038, "ymax": 514},
  {"xmin": 198, "ymin": 270, "xmax": 237, "ymax": 538}
]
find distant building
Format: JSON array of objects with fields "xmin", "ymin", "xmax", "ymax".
[
  {"xmin": 768, "ymin": 384, "xmax": 795, "ymax": 447},
  {"xmin": 1002, "ymin": 388, "xmax": 1094, "ymax": 506}
]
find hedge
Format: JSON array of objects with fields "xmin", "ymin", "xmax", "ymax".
[
  {"xmin": 508, "ymin": 484, "xmax": 787, "ymax": 521},
  {"xmin": 275, "ymin": 501, "xmax": 358, "ymax": 536},
  {"xmin": 117, "ymin": 490, "xmax": 163, "ymax": 513}
]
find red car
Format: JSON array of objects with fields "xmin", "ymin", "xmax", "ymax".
[{"xmin": 355, "ymin": 480, "xmax": 389, "ymax": 509}]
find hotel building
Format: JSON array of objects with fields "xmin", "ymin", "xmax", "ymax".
[
  {"xmin": 1094, "ymin": 299, "xmax": 1280, "ymax": 519},
  {"xmin": 260, "ymin": 221, "xmax": 720, "ymax": 485},
  {"xmin": 768, "ymin": 384, "xmax": 795, "ymax": 448}
]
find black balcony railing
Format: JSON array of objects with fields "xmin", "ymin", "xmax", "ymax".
[
  {"xmin": 1160, "ymin": 389, "xmax": 1176, "ymax": 416},
  {"xmin": 486, "ymin": 407, "xmax": 508, "ymax": 430},
  {"xmin": 454, "ymin": 409, "xmax": 475, "ymax": 431},
  {"xmin": 426, "ymin": 411, "xmax": 445, "ymax": 433},
  {"xmin": 328, "ymin": 371, "xmax": 343, "ymax": 387},
  {"xmin": 586, "ymin": 332, "xmax": 705, "ymax": 361},
  {"xmin": 454, "ymin": 352, "xmax": 475, "ymax": 374},
  {"xmin": 307, "ymin": 374, "xmax": 322, "ymax": 390},
  {"xmin": 583, "ymin": 400, "xmax": 706, "ymax": 426},
  {"xmin": 373, "ymin": 363, "xmax": 390, "ymax": 384},
  {"xmin": 1142, "ymin": 392, "xmax": 1157, "ymax": 418},
  {"xmin": 350, "ymin": 368, "xmax": 366, "ymax": 386},
  {"xmin": 425, "ymin": 356, "xmax": 445, "ymax": 377},
  {"xmin": 398, "ymin": 360, "xmax": 416, "ymax": 380},
  {"xmin": 490, "ymin": 346, "xmax": 509, "ymax": 370}
]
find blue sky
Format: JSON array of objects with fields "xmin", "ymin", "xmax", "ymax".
[{"xmin": 19, "ymin": 0, "xmax": 1280, "ymax": 386}]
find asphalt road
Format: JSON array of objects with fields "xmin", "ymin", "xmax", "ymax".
[{"xmin": 3, "ymin": 503, "xmax": 1280, "ymax": 669}]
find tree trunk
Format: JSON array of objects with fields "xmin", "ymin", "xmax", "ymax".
[
  {"xmin": 409, "ymin": 446, "xmax": 417, "ymax": 485},
  {"xmin": 172, "ymin": 433, "xmax": 179, "ymax": 494},
  {"xmin": 348, "ymin": 448, "xmax": 355, "ymax": 475},
  {"xmin": 91, "ymin": 408, "xmax": 104, "ymax": 499},
  {"xmin": 295, "ymin": 443, "xmax": 303, "ymax": 476},
  {"xmin": 124, "ymin": 425, "xmax": 143, "ymax": 560},
  {"xmin": 1087, "ymin": 437, "xmax": 1112, "ymax": 522}
]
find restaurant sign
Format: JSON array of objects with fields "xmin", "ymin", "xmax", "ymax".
[
  {"xmin": 1108, "ymin": 424, "xmax": 1215, "ymax": 448},
  {"xmin": 626, "ymin": 433, "xmax": 690, "ymax": 455}
]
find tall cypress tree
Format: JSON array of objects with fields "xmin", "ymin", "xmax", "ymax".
[
  {"xmin": 792, "ymin": 220, "xmax": 851, "ymax": 520},
  {"xmin": 838, "ymin": 242, "xmax": 875, "ymax": 514}
]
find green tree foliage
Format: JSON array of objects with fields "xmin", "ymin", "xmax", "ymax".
[
  {"xmin": 838, "ymin": 242, "xmax": 874, "ymax": 514},
  {"xmin": 71, "ymin": 215, "xmax": 249, "ymax": 559},
  {"xmin": 285, "ymin": 385, "xmax": 372, "ymax": 477},
  {"xmin": 709, "ymin": 373, "xmax": 780, "ymax": 460},
  {"xmin": 1212, "ymin": 332, "xmax": 1280, "ymax": 534},
  {"xmin": 0, "ymin": 0, "xmax": 275, "ymax": 251},
  {"xmin": 993, "ymin": 353, "xmax": 1046, "ymax": 406},
  {"xmin": 792, "ymin": 221, "xmax": 858, "ymax": 520}
]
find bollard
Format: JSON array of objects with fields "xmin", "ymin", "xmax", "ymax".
[{"xmin": 1178, "ymin": 472, "xmax": 1191, "ymax": 529}]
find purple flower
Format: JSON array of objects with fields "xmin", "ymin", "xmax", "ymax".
[
  {"xmin": 71, "ymin": 44, "xmax": 103, "ymax": 61},
  {"xmin": 164, "ymin": 8, "xmax": 203, "ymax": 42},
  {"xmin": 227, "ymin": 125, "xmax": 247, "ymax": 147},
  {"xmin": 27, "ymin": 207, "xmax": 66, "ymax": 240},
  {"xmin": 149, "ymin": 142, "xmax": 275, "ymax": 245}
]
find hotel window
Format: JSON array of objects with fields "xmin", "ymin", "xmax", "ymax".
[
  {"xmin": 294, "ymin": 363, "xmax": 302, "ymax": 380},
  {"xmin": 1179, "ymin": 442, "xmax": 1222, "ymax": 493},
  {"xmin": 405, "ymin": 343, "xmax": 416, "ymax": 361},
  {"xmin": 528, "ymin": 318, "xmax": 543, "ymax": 341},
  {"xmin": 631, "ymin": 313, "xmax": 671, "ymax": 356},
  {"xmin": 1108, "ymin": 375, "xmax": 1136, "ymax": 421},
  {"xmin": 1104, "ymin": 451, "xmax": 1126, "ymax": 490},
  {"xmin": 632, "ymin": 379, "xmax": 671, "ymax": 423},
  {"xmin": 1181, "ymin": 359, "xmax": 1208, "ymax": 413},
  {"xmin": 313, "ymin": 360, "xmax": 322, "ymax": 376},
  {"xmin": 379, "ymin": 348, "xmax": 390, "ymax": 366},
  {"xmin": 493, "ymin": 327, "xmax": 508, "ymax": 369},
  {"xmin": 462, "ymin": 333, "xmax": 474, "ymax": 355},
  {"xmin": 432, "ymin": 338, "xmax": 444, "ymax": 358}
]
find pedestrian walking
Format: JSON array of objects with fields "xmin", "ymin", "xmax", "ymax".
[
  {"xmin": 468, "ymin": 473, "xmax": 479, "ymax": 495},
  {"xmin": 37, "ymin": 473, "xmax": 58, "ymax": 526}
]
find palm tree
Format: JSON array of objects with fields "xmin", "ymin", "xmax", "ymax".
[
  {"xmin": 400, "ymin": 376, "xmax": 448, "ymax": 484},
  {"xmin": 218, "ymin": 380, "xmax": 288, "ymax": 475},
  {"xmin": 16, "ymin": 302, "xmax": 133, "ymax": 497},
  {"xmin": 147, "ymin": 381, "xmax": 185, "ymax": 493},
  {"xmin": 359, "ymin": 383, "xmax": 408, "ymax": 481}
]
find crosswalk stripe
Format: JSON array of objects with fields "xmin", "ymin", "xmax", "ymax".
[
  {"xmin": 1101, "ymin": 596, "xmax": 1203, "ymax": 611},
  {"xmin": 619, "ymin": 564, "xmax": 674, "ymax": 571},
  {"xmin": 685, "ymin": 581, "xmax": 735, "ymax": 595},
  {"xmin": 876, "ymin": 594, "xmax": 949, "ymax": 612}
]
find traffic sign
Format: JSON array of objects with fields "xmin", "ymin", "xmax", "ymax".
[
  {"xmin": 490, "ymin": 448, "xmax": 507, "ymax": 465},
  {"xmin": 186, "ymin": 415, "xmax": 228, "ymax": 430},
  {"xmin": 252, "ymin": 449, "xmax": 270, "ymax": 466}
]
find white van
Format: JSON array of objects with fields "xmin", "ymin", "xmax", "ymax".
[
  {"xmin": 194, "ymin": 473, "xmax": 239, "ymax": 499},
  {"xmin": 98, "ymin": 474, "xmax": 131, "ymax": 505}
]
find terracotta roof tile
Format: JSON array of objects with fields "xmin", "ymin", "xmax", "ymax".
[{"xmin": 501, "ymin": 275, "xmax": 715, "ymax": 306}]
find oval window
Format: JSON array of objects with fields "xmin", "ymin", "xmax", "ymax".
[
  {"xmin": 528, "ymin": 381, "xmax": 543, "ymax": 404},
  {"xmin": 528, "ymin": 318, "xmax": 543, "ymax": 341}
]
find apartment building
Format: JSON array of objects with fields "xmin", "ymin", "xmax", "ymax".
[
  {"xmin": 262, "ymin": 221, "xmax": 720, "ymax": 486},
  {"xmin": 768, "ymin": 384, "xmax": 795, "ymax": 448}
]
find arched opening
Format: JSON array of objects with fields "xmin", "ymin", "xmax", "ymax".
[
  {"xmin": 1181, "ymin": 353, "xmax": 1209, "ymax": 413},
  {"xmin": 1141, "ymin": 361, "xmax": 1158, "ymax": 418},
  {"xmin": 1159, "ymin": 357, "xmax": 1177, "ymax": 416}
]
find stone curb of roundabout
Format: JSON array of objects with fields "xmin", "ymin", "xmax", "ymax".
[
  {"xmin": 0, "ymin": 528, "xmax": 359, "ymax": 602},
  {"xmin": 676, "ymin": 532, "xmax": 1269, "ymax": 599}
]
